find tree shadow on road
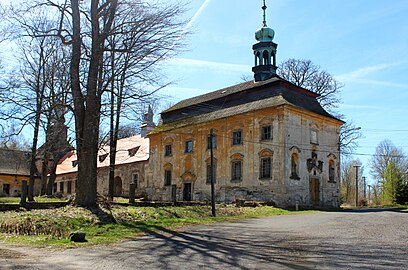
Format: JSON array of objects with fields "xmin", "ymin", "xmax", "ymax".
[
  {"xmin": 115, "ymin": 222, "xmax": 323, "ymax": 269},
  {"xmin": 340, "ymin": 207, "xmax": 408, "ymax": 214}
]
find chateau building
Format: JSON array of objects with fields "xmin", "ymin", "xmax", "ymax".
[{"xmin": 145, "ymin": 2, "xmax": 344, "ymax": 207}]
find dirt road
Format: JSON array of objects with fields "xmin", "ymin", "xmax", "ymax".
[{"xmin": 1, "ymin": 209, "xmax": 407, "ymax": 269}]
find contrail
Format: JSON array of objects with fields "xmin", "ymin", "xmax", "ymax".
[{"xmin": 186, "ymin": 0, "xmax": 212, "ymax": 29}]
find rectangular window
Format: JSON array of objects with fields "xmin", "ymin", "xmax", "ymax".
[
  {"xmin": 329, "ymin": 167, "xmax": 335, "ymax": 182},
  {"xmin": 231, "ymin": 161, "xmax": 242, "ymax": 181},
  {"xmin": 53, "ymin": 182, "xmax": 57, "ymax": 193},
  {"xmin": 67, "ymin": 181, "xmax": 72, "ymax": 194},
  {"xmin": 185, "ymin": 140, "xmax": 193, "ymax": 153},
  {"xmin": 165, "ymin": 144, "xmax": 172, "ymax": 156},
  {"xmin": 207, "ymin": 135, "xmax": 217, "ymax": 149},
  {"xmin": 260, "ymin": 157, "xmax": 272, "ymax": 179},
  {"xmin": 310, "ymin": 130, "xmax": 318, "ymax": 144},
  {"xmin": 232, "ymin": 130, "xmax": 242, "ymax": 145},
  {"xmin": 261, "ymin": 125, "xmax": 272, "ymax": 141},
  {"xmin": 206, "ymin": 164, "xmax": 216, "ymax": 184},
  {"xmin": 2, "ymin": 183, "xmax": 10, "ymax": 195},
  {"xmin": 132, "ymin": 174, "xmax": 139, "ymax": 188},
  {"xmin": 59, "ymin": 182, "xmax": 64, "ymax": 193},
  {"xmin": 164, "ymin": 169, "xmax": 172, "ymax": 186}
]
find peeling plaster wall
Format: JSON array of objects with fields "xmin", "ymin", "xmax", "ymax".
[{"xmin": 147, "ymin": 106, "xmax": 341, "ymax": 208}]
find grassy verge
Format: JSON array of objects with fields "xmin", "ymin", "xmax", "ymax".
[
  {"xmin": 0, "ymin": 204, "xmax": 315, "ymax": 247},
  {"xmin": 0, "ymin": 197, "xmax": 68, "ymax": 204}
]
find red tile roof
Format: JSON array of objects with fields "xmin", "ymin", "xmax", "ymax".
[{"xmin": 56, "ymin": 135, "xmax": 149, "ymax": 176}]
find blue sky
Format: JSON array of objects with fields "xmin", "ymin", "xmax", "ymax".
[
  {"xmin": 161, "ymin": 0, "xmax": 408, "ymax": 184},
  {"xmin": 1, "ymin": 0, "xmax": 407, "ymax": 184}
]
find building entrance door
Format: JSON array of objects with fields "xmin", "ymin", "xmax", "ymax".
[
  {"xmin": 309, "ymin": 178, "xmax": 320, "ymax": 206},
  {"xmin": 114, "ymin": 176, "xmax": 122, "ymax": 197},
  {"xmin": 3, "ymin": 183, "xmax": 10, "ymax": 195},
  {"xmin": 183, "ymin": 183, "xmax": 192, "ymax": 201}
]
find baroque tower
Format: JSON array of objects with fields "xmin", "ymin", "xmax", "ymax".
[
  {"xmin": 140, "ymin": 105, "xmax": 156, "ymax": 138},
  {"xmin": 252, "ymin": 0, "xmax": 278, "ymax": 82}
]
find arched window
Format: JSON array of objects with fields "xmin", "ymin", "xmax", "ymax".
[
  {"xmin": 290, "ymin": 153, "xmax": 300, "ymax": 180},
  {"xmin": 329, "ymin": 160, "xmax": 336, "ymax": 183},
  {"xmin": 259, "ymin": 149, "xmax": 273, "ymax": 179},
  {"xmin": 263, "ymin": 50, "xmax": 269, "ymax": 65},
  {"xmin": 230, "ymin": 153, "xmax": 244, "ymax": 182},
  {"xmin": 272, "ymin": 51, "xmax": 276, "ymax": 66},
  {"xmin": 164, "ymin": 163, "xmax": 173, "ymax": 186},
  {"xmin": 256, "ymin": 51, "xmax": 261, "ymax": 66}
]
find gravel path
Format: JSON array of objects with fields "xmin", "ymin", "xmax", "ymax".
[{"xmin": 1, "ymin": 208, "xmax": 407, "ymax": 269}]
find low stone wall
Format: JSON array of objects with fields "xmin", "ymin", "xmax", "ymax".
[
  {"xmin": 0, "ymin": 202, "xmax": 70, "ymax": 212},
  {"xmin": 114, "ymin": 201, "xmax": 208, "ymax": 207}
]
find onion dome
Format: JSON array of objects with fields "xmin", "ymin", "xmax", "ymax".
[{"xmin": 255, "ymin": 0, "xmax": 275, "ymax": 42}]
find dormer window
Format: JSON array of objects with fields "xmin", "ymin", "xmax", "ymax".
[
  {"xmin": 128, "ymin": 146, "xmax": 140, "ymax": 157},
  {"xmin": 72, "ymin": 160, "xmax": 78, "ymax": 167},
  {"xmin": 99, "ymin": 153, "xmax": 108, "ymax": 162}
]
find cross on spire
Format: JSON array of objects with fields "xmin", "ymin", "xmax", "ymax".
[{"xmin": 262, "ymin": 0, "xmax": 267, "ymax": 27}]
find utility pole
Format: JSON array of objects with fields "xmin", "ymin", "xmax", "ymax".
[
  {"xmin": 368, "ymin": 184, "xmax": 371, "ymax": 206},
  {"xmin": 353, "ymin": 165, "xmax": 360, "ymax": 207},
  {"xmin": 363, "ymin": 177, "xmax": 366, "ymax": 199},
  {"xmin": 210, "ymin": 129, "xmax": 216, "ymax": 217}
]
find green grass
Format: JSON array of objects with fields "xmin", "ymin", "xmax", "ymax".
[
  {"xmin": 0, "ymin": 204, "xmax": 315, "ymax": 247},
  {"xmin": 0, "ymin": 196, "xmax": 68, "ymax": 204}
]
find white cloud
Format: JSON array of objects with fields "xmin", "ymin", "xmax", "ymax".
[
  {"xmin": 186, "ymin": 0, "xmax": 212, "ymax": 29},
  {"xmin": 336, "ymin": 63, "xmax": 400, "ymax": 81},
  {"xmin": 336, "ymin": 62, "xmax": 408, "ymax": 88},
  {"xmin": 345, "ymin": 78, "xmax": 408, "ymax": 89}
]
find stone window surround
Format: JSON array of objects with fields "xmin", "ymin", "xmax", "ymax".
[
  {"xmin": 185, "ymin": 140, "xmax": 193, "ymax": 153},
  {"xmin": 232, "ymin": 129, "xmax": 243, "ymax": 145},
  {"xmin": 289, "ymin": 146, "xmax": 301, "ymax": 180},
  {"xmin": 260, "ymin": 125, "xmax": 272, "ymax": 141},
  {"xmin": 207, "ymin": 134, "xmax": 217, "ymax": 149},
  {"xmin": 259, "ymin": 149, "xmax": 273, "ymax": 180},
  {"xmin": 132, "ymin": 173, "xmax": 139, "ymax": 188},
  {"xmin": 164, "ymin": 144, "xmax": 172, "ymax": 157},
  {"xmin": 231, "ymin": 160, "xmax": 243, "ymax": 182},
  {"xmin": 164, "ymin": 163, "xmax": 172, "ymax": 186},
  {"xmin": 327, "ymin": 153, "xmax": 337, "ymax": 183}
]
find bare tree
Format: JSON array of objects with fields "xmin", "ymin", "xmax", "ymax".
[
  {"xmin": 0, "ymin": 5, "xmax": 73, "ymax": 198},
  {"xmin": 99, "ymin": 1, "xmax": 187, "ymax": 199},
  {"xmin": 0, "ymin": 123, "xmax": 31, "ymax": 150},
  {"xmin": 370, "ymin": 139, "xmax": 408, "ymax": 204},
  {"xmin": 278, "ymin": 58, "xmax": 361, "ymax": 156},
  {"xmin": 278, "ymin": 59, "xmax": 342, "ymax": 110},
  {"xmin": 2, "ymin": 33, "xmax": 53, "ymax": 201},
  {"xmin": 340, "ymin": 158, "xmax": 363, "ymax": 205},
  {"xmin": 20, "ymin": 0, "xmax": 188, "ymax": 206}
]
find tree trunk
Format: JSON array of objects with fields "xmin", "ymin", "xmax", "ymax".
[
  {"xmin": 40, "ymin": 153, "xmax": 49, "ymax": 195},
  {"xmin": 70, "ymin": 0, "xmax": 118, "ymax": 207}
]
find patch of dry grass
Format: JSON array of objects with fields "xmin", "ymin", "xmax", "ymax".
[{"xmin": 0, "ymin": 204, "xmax": 310, "ymax": 246}]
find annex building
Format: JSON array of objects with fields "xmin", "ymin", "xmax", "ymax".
[
  {"xmin": 54, "ymin": 108, "xmax": 155, "ymax": 198},
  {"xmin": 145, "ymin": 3, "xmax": 344, "ymax": 207},
  {"xmin": 0, "ymin": 148, "xmax": 40, "ymax": 197}
]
